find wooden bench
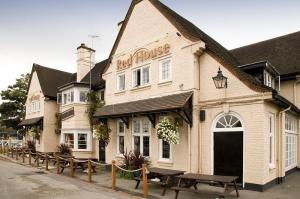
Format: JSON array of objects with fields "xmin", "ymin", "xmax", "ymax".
[{"xmin": 172, "ymin": 186, "xmax": 230, "ymax": 199}]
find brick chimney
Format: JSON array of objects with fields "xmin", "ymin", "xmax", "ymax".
[{"xmin": 77, "ymin": 43, "xmax": 95, "ymax": 82}]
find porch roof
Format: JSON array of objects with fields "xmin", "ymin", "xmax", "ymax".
[
  {"xmin": 94, "ymin": 92, "xmax": 193, "ymax": 125},
  {"xmin": 19, "ymin": 117, "xmax": 43, "ymax": 126}
]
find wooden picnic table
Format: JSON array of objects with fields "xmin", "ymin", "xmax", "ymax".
[
  {"xmin": 135, "ymin": 167, "xmax": 185, "ymax": 196},
  {"xmin": 172, "ymin": 173, "xmax": 239, "ymax": 199},
  {"xmin": 59, "ymin": 158, "xmax": 97, "ymax": 174}
]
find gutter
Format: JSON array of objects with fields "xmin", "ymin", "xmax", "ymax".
[{"xmin": 272, "ymin": 91, "xmax": 300, "ymax": 115}]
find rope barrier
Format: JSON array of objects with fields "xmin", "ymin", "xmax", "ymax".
[
  {"xmin": 73, "ymin": 159, "xmax": 88, "ymax": 163},
  {"xmin": 90, "ymin": 160, "xmax": 111, "ymax": 166},
  {"xmin": 114, "ymin": 164, "xmax": 143, "ymax": 173}
]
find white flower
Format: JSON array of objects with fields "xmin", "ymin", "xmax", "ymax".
[{"xmin": 156, "ymin": 117, "xmax": 179, "ymax": 145}]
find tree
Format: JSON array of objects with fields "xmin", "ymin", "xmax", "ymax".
[{"xmin": 0, "ymin": 73, "xmax": 30, "ymax": 131}]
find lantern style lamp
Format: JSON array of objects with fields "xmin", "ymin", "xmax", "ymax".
[{"xmin": 212, "ymin": 67, "xmax": 228, "ymax": 89}]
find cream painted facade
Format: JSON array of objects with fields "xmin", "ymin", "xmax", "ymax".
[
  {"xmin": 25, "ymin": 71, "xmax": 59, "ymax": 152},
  {"xmin": 101, "ymin": 0, "xmax": 300, "ymax": 191}
]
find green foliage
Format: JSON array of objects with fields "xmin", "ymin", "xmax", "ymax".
[
  {"xmin": 93, "ymin": 123, "xmax": 111, "ymax": 146},
  {"xmin": 86, "ymin": 91, "xmax": 104, "ymax": 128},
  {"xmin": 55, "ymin": 113, "xmax": 62, "ymax": 134},
  {"xmin": 57, "ymin": 143, "xmax": 72, "ymax": 155},
  {"xmin": 0, "ymin": 73, "xmax": 30, "ymax": 130}
]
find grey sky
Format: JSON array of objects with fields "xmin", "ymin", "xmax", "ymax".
[{"xmin": 0, "ymin": 0, "xmax": 299, "ymax": 93}]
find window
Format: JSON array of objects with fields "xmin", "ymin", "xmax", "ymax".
[
  {"xmin": 63, "ymin": 93, "xmax": 67, "ymax": 105},
  {"xmin": 62, "ymin": 131, "xmax": 91, "ymax": 151},
  {"xmin": 117, "ymin": 120, "xmax": 125, "ymax": 154},
  {"xmin": 57, "ymin": 93, "xmax": 62, "ymax": 104},
  {"xmin": 78, "ymin": 134, "xmax": 87, "ymax": 149},
  {"xmin": 268, "ymin": 113, "xmax": 275, "ymax": 168},
  {"xmin": 62, "ymin": 90, "xmax": 75, "ymax": 105},
  {"xmin": 28, "ymin": 101, "xmax": 40, "ymax": 113},
  {"xmin": 132, "ymin": 118, "xmax": 151, "ymax": 156},
  {"xmin": 64, "ymin": 134, "xmax": 74, "ymax": 149},
  {"xmin": 160, "ymin": 139, "xmax": 171, "ymax": 160},
  {"xmin": 79, "ymin": 91, "xmax": 88, "ymax": 102},
  {"xmin": 159, "ymin": 59, "xmax": 171, "ymax": 82},
  {"xmin": 285, "ymin": 115, "xmax": 298, "ymax": 170},
  {"xmin": 100, "ymin": 90, "xmax": 105, "ymax": 101},
  {"xmin": 117, "ymin": 73, "xmax": 125, "ymax": 91},
  {"xmin": 264, "ymin": 71, "xmax": 275, "ymax": 88},
  {"xmin": 132, "ymin": 65, "xmax": 150, "ymax": 87}
]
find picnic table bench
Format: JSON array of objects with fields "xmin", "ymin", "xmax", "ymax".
[
  {"xmin": 59, "ymin": 157, "xmax": 97, "ymax": 174},
  {"xmin": 135, "ymin": 167, "xmax": 185, "ymax": 196},
  {"xmin": 172, "ymin": 173, "xmax": 239, "ymax": 199}
]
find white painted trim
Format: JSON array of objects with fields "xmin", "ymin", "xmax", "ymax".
[
  {"xmin": 131, "ymin": 117, "xmax": 151, "ymax": 157},
  {"xmin": 61, "ymin": 130, "xmax": 92, "ymax": 152},
  {"xmin": 211, "ymin": 112, "xmax": 245, "ymax": 187},
  {"xmin": 158, "ymin": 139, "xmax": 173, "ymax": 163},
  {"xmin": 117, "ymin": 120, "xmax": 125, "ymax": 155},
  {"xmin": 158, "ymin": 57, "xmax": 172, "ymax": 83}
]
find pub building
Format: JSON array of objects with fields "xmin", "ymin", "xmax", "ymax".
[{"xmin": 19, "ymin": 0, "xmax": 300, "ymax": 192}]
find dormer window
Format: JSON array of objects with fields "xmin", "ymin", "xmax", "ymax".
[{"xmin": 264, "ymin": 70, "xmax": 275, "ymax": 88}]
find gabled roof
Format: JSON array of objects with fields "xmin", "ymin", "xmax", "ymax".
[
  {"xmin": 105, "ymin": 0, "xmax": 271, "ymax": 92},
  {"xmin": 30, "ymin": 64, "xmax": 75, "ymax": 100},
  {"xmin": 231, "ymin": 31, "xmax": 300, "ymax": 76},
  {"xmin": 80, "ymin": 59, "xmax": 108, "ymax": 90}
]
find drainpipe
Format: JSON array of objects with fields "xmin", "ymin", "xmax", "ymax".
[
  {"xmin": 293, "ymin": 78, "xmax": 300, "ymax": 105},
  {"xmin": 188, "ymin": 124, "xmax": 191, "ymax": 173},
  {"xmin": 277, "ymin": 106, "xmax": 291, "ymax": 183}
]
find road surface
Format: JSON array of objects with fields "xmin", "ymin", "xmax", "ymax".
[{"xmin": 0, "ymin": 157, "xmax": 138, "ymax": 199}]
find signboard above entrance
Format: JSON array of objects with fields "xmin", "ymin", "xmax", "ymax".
[{"xmin": 117, "ymin": 43, "xmax": 171, "ymax": 71}]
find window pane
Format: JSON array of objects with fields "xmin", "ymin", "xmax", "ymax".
[
  {"xmin": 133, "ymin": 120, "xmax": 140, "ymax": 134},
  {"xmin": 71, "ymin": 91, "xmax": 74, "ymax": 102},
  {"xmin": 118, "ymin": 74, "xmax": 125, "ymax": 90},
  {"xmin": 161, "ymin": 60, "xmax": 170, "ymax": 81},
  {"xmin": 143, "ymin": 136, "xmax": 149, "ymax": 156},
  {"xmin": 78, "ymin": 134, "xmax": 87, "ymax": 149},
  {"xmin": 142, "ymin": 67, "xmax": 150, "ymax": 85},
  {"xmin": 64, "ymin": 134, "xmax": 74, "ymax": 149},
  {"xmin": 100, "ymin": 91, "xmax": 105, "ymax": 101},
  {"xmin": 162, "ymin": 140, "xmax": 170, "ymax": 159},
  {"xmin": 134, "ymin": 136, "xmax": 140, "ymax": 154},
  {"xmin": 118, "ymin": 121, "xmax": 124, "ymax": 134},
  {"xmin": 142, "ymin": 120, "xmax": 150, "ymax": 134},
  {"xmin": 80, "ymin": 92, "xmax": 86, "ymax": 102},
  {"xmin": 119, "ymin": 136, "xmax": 124, "ymax": 154},
  {"xmin": 63, "ymin": 94, "xmax": 67, "ymax": 104}
]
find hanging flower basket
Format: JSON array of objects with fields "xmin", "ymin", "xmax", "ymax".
[
  {"xmin": 93, "ymin": 123, "xmax": 112, "ymax": 146},
  {"xmin": 156, "ymin": 117, "xmax": 179, "ymax": 145}
]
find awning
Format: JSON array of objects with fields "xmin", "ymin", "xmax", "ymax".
[
  {"xmin": 19, "ymin": 117, "xmax": 43, "ymax": 126},
  {"xmin": 94, "ymin": 92, "xmax": 193, "ymax": 127}
]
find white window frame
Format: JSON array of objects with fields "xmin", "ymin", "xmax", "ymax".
[
  {"xmin": 268, "ymin": 113, "xmax": 276, "ymax": 169},
  {"xmin": 132, "ymin": 118, "xmax": 151, "ymax": 157},
  {"xmin": 29, "ymin": 101, "xmax": 40, "ymax": 113},
  {"xmin": 117, "ymin": 120, "xmax": 125, "ymax": 155},
  {"xmin": 117, "ymin": 73, "xmax": 125, "ymax": 91},
  {"xmin": 61, "ymin": 88, "xmax": 75, "ymax": 105},
  {"xmin": 285, "ymin": 115, "xmax": 298, "ymax": 171},
  {"xmin": 132, "ymin": 64, "xmax": 151, "ymax": 88},
  {"xmin": 159, "ymin": 58, "xmax": 172, "ymax": 83},
  {"xmin": 159, "ymin": 139, "xmax": 172, "ymax": 163},
  {"xmin": 264, "ymin": 71, "xmax": 275, "ymax": 88},
  {"xmin": 61, "ymin": 130, "xmax": 92, "ymax": 151}
]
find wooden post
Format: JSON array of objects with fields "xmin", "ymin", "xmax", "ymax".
[
  {"xmin": 45, "ymin": 153, "xmax": 49, "ymax": 171},
  {"xmin": 22, "ymin": 150, "xmax": 25, "ymax": 163},
  {"xmin": 29, "ymin": 152, "xmax": 32, "ymax": 165},
  {"xmin": 0, "ymin": 145, "xmax": 2, "ymax": 154},
  {"xmin": 11, "ymin": 148, "xmax": 14, "ymax": 158},
  {"xmin": 142, "ymin": 164, "xmax": 148, "ymax": 198},
  {"xmin": 70, "ymin": 158, "xmax": 74, "ymax": 177},
  {"xmin": 111, "ymin": 160, "xmax": 116, "ymax": 190},
  {"xmin": 88, "ymin": 159, "xmax": 92, "ymax": 183},
  {"xmin": 56, "ymin": 156, "xmax": 60, "ymax": 174},
  {"xmin": 36, "ymin": 153, "xmax": 40, "ymax": 168},
  {"xmin": 16, "ymin": 149, "xmax": 19, "ymax": 160}
]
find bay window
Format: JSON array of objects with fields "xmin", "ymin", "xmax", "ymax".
[
  {"xmin": 159, "ymin": 58, "xmax": 171, "ymax": 82},
  {"xmin": 132, "ymin": 118, "xmax": 151, "ymax": 156},
  {"xmin": 117, "ymin": 120, "xmax": 125, "ymax": 154},
  {"xmin": 61, "ymin": 131, "xmax": 91, "ymax": 151},
  {"xmin": 132, "ymin": 65, "xmax": 150, "ymax": 88},
  {"xmin": 285, "ymin": 115, "xmax": 298, "ymax": 170},
  {"xmin": 268, "ymin": 113, "xmax": 275, "ymax": 168}
]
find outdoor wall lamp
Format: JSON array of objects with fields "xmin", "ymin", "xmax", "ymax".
[{"xmin": 212, "ymin": 67, "xmax": 228, "ymax": 89}]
